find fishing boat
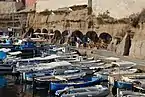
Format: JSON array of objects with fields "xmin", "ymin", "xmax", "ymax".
[
  {"xmin": 55, "ymin": 85, "xmax": 109, "ymax": 97},
  {"xmin": 113, "ymin": 81, "xmax": 133, "ymax": 89},
  {"xmin": 17, "ymin": 61, "xmax": 71, "ymax": 73},
  {"xmin": 120, "ymin": 90, "xmax": 145, "ymax": 97},
  {"xmin": 50, "ymin": 76, "xmax": 108, "ymax": 92},
  {"xmin": 68, "ymin": 56, "xmax": 98, "ymax": 64},
  {"xmin": 111, "ymin": 61, "xmax": 136, "ymax": 69},
  {"xmin": 17, "ymin": 54, "xmax": 60, "ymax": 63},
  {"xmin": 24, "ymin": 66, "xmax": 85, "ymax": 82},
  {"xmin": 111, "ymin": 68, "xmax": 138, "ymax": 75}
]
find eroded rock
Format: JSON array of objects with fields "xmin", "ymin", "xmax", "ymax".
[{"xmin": 116, "ymin": 33, "xmax": 131, "ymax": 56}]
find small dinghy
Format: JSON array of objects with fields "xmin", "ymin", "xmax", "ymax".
[
  {"xmin": 50, "ymin": 76, "xmax": 108, "ymax": 92},
  {"xmin": 55, "ymin": 85, "xmax": 109, "ymax": 97}
]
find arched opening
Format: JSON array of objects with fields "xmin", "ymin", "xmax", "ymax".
[
  {"xmin": 32, "ymin": 28, "xmax": 41, "ymax": 38},
  {"xmin": 86, "ymin": 31, "xmax": 98, "ymax": 42},
  {"xmin": 35, "ymin": 29, "xmax": 41, "ymax": 33},
  {"xmin": 71, "ymin": 30, "xmax": 83, "ymax": 40},
  {"xmin": 60, "ymin": 30, "xmax": 69, "ymax": 44},
  {"xmin": 123, "ymin": 34, "xmax": 131, "ymax": 56},
  {"xmin": 42, "ymin": 28, "xmax": 48, "ymax": 33},
  {"xmin": 62, "ymin": 30, "xmax": 69, "ymax": 36},
  {"xmin": 53, "ymin": 30, "xmax": 61, "ymax": 39},
  {"xmin": 52, "ymin": 30, "xmax": 62, "ymax": 44},
  {"xmin": 99, "ymin": 32, "xmax": 112, "ymax": 44},
  {"xmin": 22, "ymin": 27, "xmax": 34, "ymax": 38}
]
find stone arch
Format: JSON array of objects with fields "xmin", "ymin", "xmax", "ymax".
[
  {"xmin": 42, "ymin": 28, "xmax": 48, "ymax": 33},
  {"xmin": 99, "ymin": 32, "xmax": 112, "ymax": 44},
  {"xmin": 53, "ymin": 30, "xmax": 62, "ymax": 39},
  {"xmin": 22, "ymin": 27, "xmax": 34, "ymax": 38},
  {"xmin": 71, "ymin": 30, "xmax": 83, "ymax": 40},
  {"xmin": 86, "ymin": 31, "xmax": 99, "ymax": 42},
  {"xmin": 51, "ymin": 30, "xmax": 62, "ymax": 44},
  {"xmin": 32, "ymin": 28, "xmax": 41, "ymax": 38},
  {"xmin": 62, "ymin": 30, "xmax": 69, "ymax": 36},
  {"xmin": 35, "ymin": 28, "xmax": 41, "ymax": 33},
  {"xmin": 60, "ymin": 30, "xmax": 69, "ymax": 44}
]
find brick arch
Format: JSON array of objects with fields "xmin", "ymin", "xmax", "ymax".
[
  {"xmin": 86, "ymin": 31, "xmax": 99, "ymax": 42},
  {"xmin": 99, "ymin": 32, "xmax": 112, "ymax": 44}
]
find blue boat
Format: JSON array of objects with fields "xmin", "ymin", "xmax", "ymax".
[
  {"xmin": 50, "ymin": 76, "xmax": 108, "ymax": 92},
  {"xmin": 23, "ymin": 69, "xmax": 53, "ymax": 81},
  {"xmin": 0, "ymin": 76, "xmax": 7, "ymax": 88},
  {"xmin": 24, "ymin": 67, "xmax": 83, "ymax": 82},
  {"xmin": 114, "ymin": 81, "xmax": 133, "ymax": 89}
]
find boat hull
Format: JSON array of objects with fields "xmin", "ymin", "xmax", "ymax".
[{"xmin": 50, "ymin": 77, "xmax": 107, "ymax": 92}]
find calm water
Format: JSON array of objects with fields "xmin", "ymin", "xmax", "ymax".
[
  {"xmin": 0, "ymin": 83, "xmax": 113, "ymax": 97},
  {"xmin": 0, "ymin": 84, "xmax": 52, "ymax": 97}
]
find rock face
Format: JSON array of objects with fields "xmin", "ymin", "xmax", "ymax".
[
  {"xmin": 116, "ymin": 33, "xmax": 131, "ymax": 56},
  {"xmin": 130, "ymin": 40, "xmax": 145, "ymax": 59},
  {"xmin": 107, "ymin": 38, "xmax": 118, "ymax": 52}
]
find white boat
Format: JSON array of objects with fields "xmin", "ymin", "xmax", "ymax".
[
  {"xmin": 0, "ymin": 48, "xmax": 11, "ymax": 52},
  {"xmin": 36, "ymin": 69, "xmax": 86, "ymax": 82},
  {"xmin": 112, "ymin": 69, "xmax": 138, "ymax": 75},
  {"xmin": 18, "ymin": 54, "xmax": 60, "ymax": 63},
  {"xmin": 17, "ymin": 61, "xmax": 72, "ymax": 72},
  {"xmin": 111, "ymin": 61, "xmax": 136, "ymax": 69},
  {"xmin": 8, "ymin": 51, "xmax": 22, "ymax": 56},
  {"xmin": 55, "ymin": 85, "xmax": 109, "ymax": 97},
  {"xmin": 68, "ymin": 56, "xmax": 98, "ymax": 64},
  {"xmin": 120, "ymin": 90, "xmax": 145, "ymax": 97},
  {"xmin": 24, "ymin": 65, "xmax": 86, "ymax": 81}
]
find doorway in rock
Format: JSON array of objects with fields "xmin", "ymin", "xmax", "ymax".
[{"xmin": 123, "ymin": 34, "xmax": 132, "ymax": 56}]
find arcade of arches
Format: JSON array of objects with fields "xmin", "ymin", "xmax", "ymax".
[{"xmin": 23, "ymin": 28, "xmax": 113, "ymax": 49}]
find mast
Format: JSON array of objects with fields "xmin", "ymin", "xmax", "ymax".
[{"xmin": 88, "ymin": 0, "xmax": 92, "ymax": 15}]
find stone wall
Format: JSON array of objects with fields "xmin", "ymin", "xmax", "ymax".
[
  {"xmin": 27, "ymin": 8, "xmax": 127, "ymax": 37},
  {"xmin": 26, "ymin": 6, "xmax": 145, "ymax": 59}
]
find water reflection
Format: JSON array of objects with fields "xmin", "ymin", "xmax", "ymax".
[{"xmin": 0, "ymin": 84, "xmax": 50, "ymax": 97}]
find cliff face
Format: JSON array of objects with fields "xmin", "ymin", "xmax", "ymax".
[{"xmin": 129, "ymin": 27, "xmax": 145, "ymax": 59}]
